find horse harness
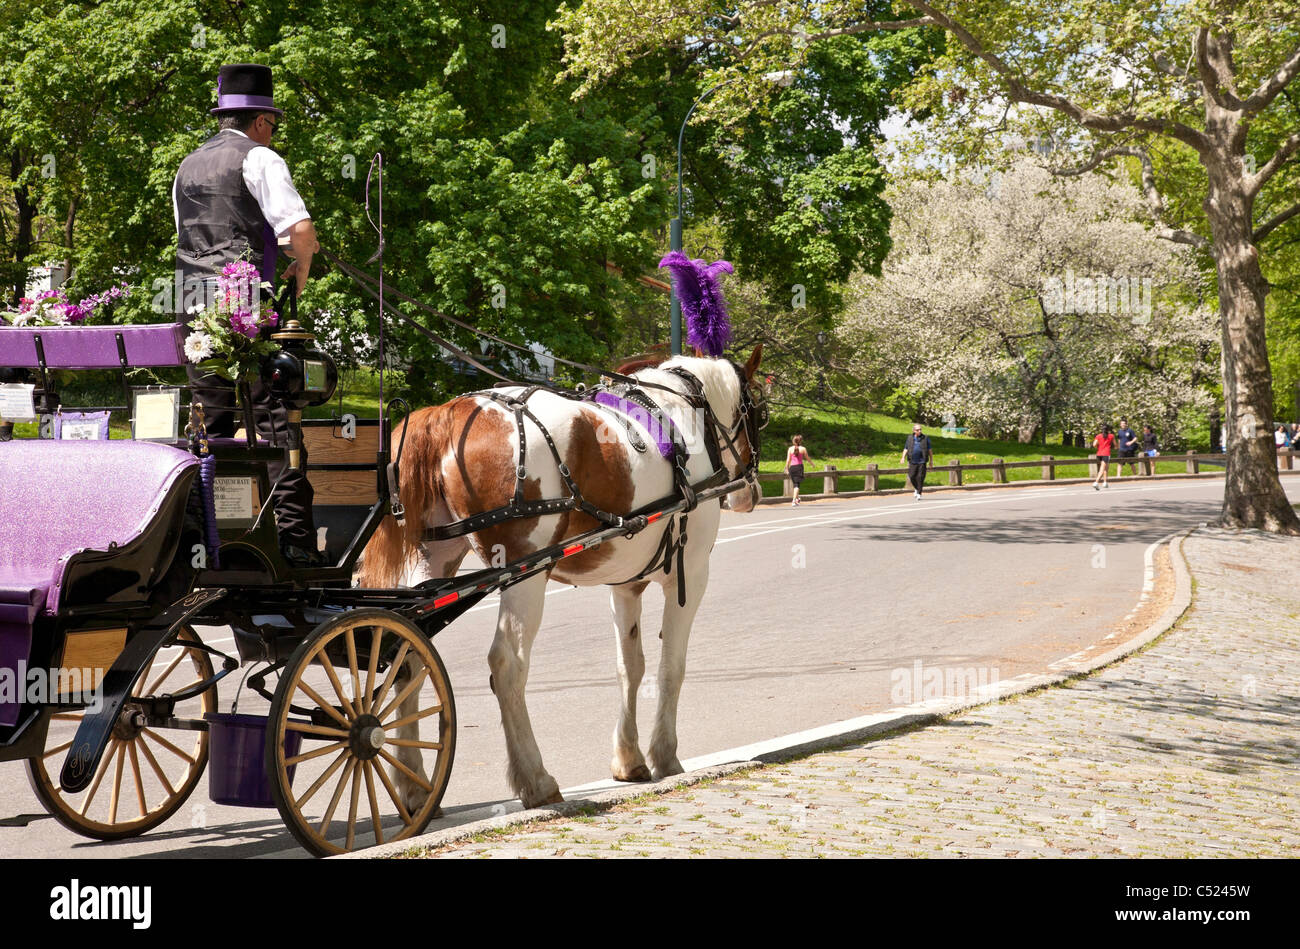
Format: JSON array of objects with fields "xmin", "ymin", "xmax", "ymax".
[{"xmin": 411, "ymin": 362, "xmax": 765, "ymax": 605}]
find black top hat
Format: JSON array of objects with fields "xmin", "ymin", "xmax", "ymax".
[{"xmin": 210, "ymin": 64, "xmax": 284, "ymax": 115}]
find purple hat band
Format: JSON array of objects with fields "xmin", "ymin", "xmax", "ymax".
[{"xmin": 211, "ymin": 94, "xmax": 283, "ymax": 114}]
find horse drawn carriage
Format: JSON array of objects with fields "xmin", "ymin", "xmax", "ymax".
[{"xmin": 0, "ymin": 256, "xmax": 766, "ymax": 856}]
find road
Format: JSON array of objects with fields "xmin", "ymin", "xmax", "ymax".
[{"xmin": 2, "ymin": 477, "xmax": 1291, "ymax": 857}]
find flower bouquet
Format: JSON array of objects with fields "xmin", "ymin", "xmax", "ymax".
[
  {"xmin": 1, "ymin": 282, "xmax": 130, "ymax": 327},
  {"xmin": 184, "ymin": 260, "xmax": 280, "ymax": 382}
]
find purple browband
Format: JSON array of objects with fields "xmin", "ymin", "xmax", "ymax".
[
  {"xmin": 591, "ymin": 391, "xmax": 679, "ymax": 460},
  {"xmin": 216, "ymin": 94, "xmax": 276, "ymax": 109}
]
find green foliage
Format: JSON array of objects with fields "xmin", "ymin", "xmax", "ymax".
[{"xmin": 1, "ymin": 1, "xmax": 930, "ymax": 408}]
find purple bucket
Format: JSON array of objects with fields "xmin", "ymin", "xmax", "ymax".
[{"xmin": 205, "ymin": 712, "xmax": 305, "ymax": 808}]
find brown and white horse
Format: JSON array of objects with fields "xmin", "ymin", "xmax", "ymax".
[{"xmin": 361, "ymin": 347, "xmax": 763, "ymax": 809}]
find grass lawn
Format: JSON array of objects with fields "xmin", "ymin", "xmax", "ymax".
[{"xmin": 758, "ymin": 403, "xmax": 1201, "ymax": 496}]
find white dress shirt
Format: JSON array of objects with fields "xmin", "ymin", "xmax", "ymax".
[{"xmin": 173, "ymin": 129, "xmax": 311, "ymax": 238}]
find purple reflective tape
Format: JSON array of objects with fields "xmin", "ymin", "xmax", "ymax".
[
  {"xmin": 216, "ymin": 94, "xmax": 276, "ymax": 110},
  {"xmin": 591, "ymin": 392, "xmax": 678, "ymax": 459}
]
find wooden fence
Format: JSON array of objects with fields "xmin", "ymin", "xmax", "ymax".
[{"xmin": 760, "ymin": 450, "xmax": 1300, "ymax": 498}]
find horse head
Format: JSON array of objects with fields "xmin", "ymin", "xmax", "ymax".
[{"xmin": 656, "ymin": 343, "xmax": 764, "ymax": 513}]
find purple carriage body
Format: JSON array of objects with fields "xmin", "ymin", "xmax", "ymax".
[{"xmin": 0, "ymin": 441, "xmax": 198, "ymax": 725}]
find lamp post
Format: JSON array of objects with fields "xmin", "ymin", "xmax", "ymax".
[{"xmin": 670, "ymin": 71, "xmax": 795, "ymax": 354}]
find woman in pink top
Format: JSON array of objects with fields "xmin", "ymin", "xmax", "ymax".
[
  {"xmin": 784, "ymin": 434, "xmax": 812, "ymax": 506},
  {"xmin": 1092, "ymin": 425, "xmax": 1115, "ymax": 490}
]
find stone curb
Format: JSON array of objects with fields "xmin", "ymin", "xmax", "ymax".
[
  {"xmin": 343, "ymin": 527, "xmax": 1196, "ymax": 859},
  {"xmin": 757, "ymin": 469, "xmax": 1298, "ymax": 505},
  {"xmin": 337, "ymin": 760, "xmax": 764, "ymax": 859}
]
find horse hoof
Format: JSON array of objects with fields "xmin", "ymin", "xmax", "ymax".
[
  {"xmin": 522, "ymin": 789, "xmax": 565, "ymax": 808},
  {"xmin": 613, "ymin": 764, "xmax": 653, "ymax": 783},
  {"xmin": 650, "ymin": 759, "xmax": 684, "ymax": 780}
]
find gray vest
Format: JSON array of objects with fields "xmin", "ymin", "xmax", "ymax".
[{"xmin": 175, "ymin": 131, "xmax": 276, "ymax": 285}]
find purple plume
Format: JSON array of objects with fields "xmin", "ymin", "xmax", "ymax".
[{"xmin": 658, "ymin": 251, "xmax": 734, "ymax": 357}]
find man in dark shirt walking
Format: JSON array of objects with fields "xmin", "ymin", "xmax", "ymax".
[
  {"xmin": 902, "ymin": 423, "xmax": 933, "ymax": 500},
  {"xmin": 1116, "ymin": 418, "xmax": 1139, "ymax": 477}
]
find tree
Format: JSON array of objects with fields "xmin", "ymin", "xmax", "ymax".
[
  {"xmin": 0, "ymin": 2, "xmax": 675, "ymax": 400},
  {"xmin": 555, "ymin": 0, "xmax": 1300, "ymax": 531},
  {"xmin": 844, "ymin": 161, "xmax": 1219, "ymax": 442}
]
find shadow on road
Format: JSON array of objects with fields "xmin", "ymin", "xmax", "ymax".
[{"xmin": 837, "ymin": 499, "xmax": 1215, "ymax": 545}]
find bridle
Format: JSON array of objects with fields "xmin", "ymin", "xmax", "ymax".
[{"xmin": 661, "ymin": 360, "xmax": 767, "ymax": 494}]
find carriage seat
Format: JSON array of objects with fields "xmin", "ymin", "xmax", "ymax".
[{"xmin": 0, "ymin": 441, "xmax": 198, "ymax": 726}]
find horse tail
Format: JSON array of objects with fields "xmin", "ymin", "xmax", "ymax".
[{"xmin": 359, "ymin": 404, "xmax": 450, "ymax": 588}]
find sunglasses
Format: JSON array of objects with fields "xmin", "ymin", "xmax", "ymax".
[{"xmin": 262, "ymin": 115, "xmax": 280, "ymax": 136}]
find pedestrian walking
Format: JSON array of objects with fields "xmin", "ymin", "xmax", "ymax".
[
  {"xmin": 1092, "ymin": 425, "xmax": 1115, "ymax": 490},
  {"xmin": 901, "ymin": 423, "xmax": 933, "ymax": 500},
  {"xmin": 784, "ymin": 434, "xmax": 812, "ymax": 507},
  {"xmin": 1116, "ymin": 418, "xmax": 1139, "ymax": 476}
]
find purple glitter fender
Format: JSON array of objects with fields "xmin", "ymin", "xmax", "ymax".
[{"xmin": 0, "ymin": 441, "xmax": 198, "ymax": 726}]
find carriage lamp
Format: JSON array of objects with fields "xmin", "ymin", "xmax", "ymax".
[{"xmin": 262, "ymin": 319, "xmax": 338, "ymax": 468}]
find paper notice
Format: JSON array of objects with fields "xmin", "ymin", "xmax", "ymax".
[
  {"xmin": 132, "ymin": 390, "xmax": 179, "ymax": 441},
  {"xmin": 213, "ymin": 476, "xmax": 258, "ymax": 522},
  {"xmin": 60, "ymin": 420, "xmax": 103, "ymax": 440},
  {"xmin": 0, "ymin": 383, "xmax": 36, "ymax": 422}
]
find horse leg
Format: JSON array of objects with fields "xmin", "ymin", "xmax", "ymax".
[
  {"xmin": 488, "ymin": 572, "xmax": 562, "ymax": 808},
  {"xmin": 390, "ymin": 526, "xmax": 469, "ymax": 814},
  {"xmin": 390, "ymin": 652, "xmax": 436, "ymax": 815},
  {"xmin": 609, "ymin": 582, "xmax": 652, "ymax": 782},
  {"xmin": 647, "ymin": 560, "xmax": 709, "ymax": 780}
]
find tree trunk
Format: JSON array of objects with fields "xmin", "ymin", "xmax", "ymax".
[
  {"xmin": 63, "ymin": 195, "xmax": 79, "ymax": 279},
  {"xmin": 1202, "ymin": 127, "xmax": 1300, "ymax": 533},
  {"xmin": 10, "ymin": 151, "xmax": 36, "ymax": 307}
]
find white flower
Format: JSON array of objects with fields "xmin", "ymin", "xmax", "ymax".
[
  {"xmin": 8, "ymin": 310, "xmax": 31, "ymax": 327},
  {"xmin": 186, "ymin": 302, "xmax": 206, "ymax": 315},
  {"xmin": 184, "ymin": 330, "xmax": 214, "ymax": 363}
]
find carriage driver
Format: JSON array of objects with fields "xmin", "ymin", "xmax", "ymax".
[{"xmin": 173, "ymin": 63, "xmax": 323, "ymax": 566}]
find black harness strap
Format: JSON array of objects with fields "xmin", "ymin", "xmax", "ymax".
[{"xmin": 425, "ymin": 387, "xmax": 627, "ymax": 542}]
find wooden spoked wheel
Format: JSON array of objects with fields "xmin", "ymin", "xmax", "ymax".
[
  {"xmin": 27, "ymin": 626, "xmax": 215, "ymax": 840},
  {"xmin": 266, "ymin": 609, "xmax": 456, "ymax": 857}
]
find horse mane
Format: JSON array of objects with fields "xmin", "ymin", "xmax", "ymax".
[
  {"xmin": 650, "ymin": 355, "xmax": 741, "ymax": 423},
  {"xmin": 613, "ymin": 357, "xmax": 664, "ymax": 375}
]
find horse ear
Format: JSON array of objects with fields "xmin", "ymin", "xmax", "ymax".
[{"xmin": 744, "ymin": 343, "xmax": 763, "ymax": 380}]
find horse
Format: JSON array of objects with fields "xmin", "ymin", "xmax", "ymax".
[{"xmin": 361, "ymin": 346, "xmax": 764, "ymax": 809}]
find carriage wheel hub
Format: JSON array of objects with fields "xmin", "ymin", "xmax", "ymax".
[{"xmin": 349, "ymin": 714, "xmax": 386, "ymax": 760}]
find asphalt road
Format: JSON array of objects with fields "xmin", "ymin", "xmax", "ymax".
[{"xmin": 3, "ymin": 477, "xmax": 1291, "ymax": 858}]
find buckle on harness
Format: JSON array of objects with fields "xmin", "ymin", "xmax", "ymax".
[{"xmin": 516, "ymin": 465, "xmax": 527, "ymax": 480}]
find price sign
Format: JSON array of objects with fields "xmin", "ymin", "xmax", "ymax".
[{"xmin": 213, "ymin": 476, "xmax": 259, "ymax": 525}]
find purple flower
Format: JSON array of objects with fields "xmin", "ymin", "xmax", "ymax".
[
  {"xmin": 229, "ymin": 309, "xmax": 261, "ymax": 339},
  {"xmin": 62, "ymin": 303, "xmax": 91, "ymax": 324}
]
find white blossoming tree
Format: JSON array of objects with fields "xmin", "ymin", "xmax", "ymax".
[
  {"xmin": 844, "ymin": 162, "xmax": 1219, "ymax": 444},
  {"xmin": 555, "ymin": 0, "xmax": 1300, "ymax": 531}
]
